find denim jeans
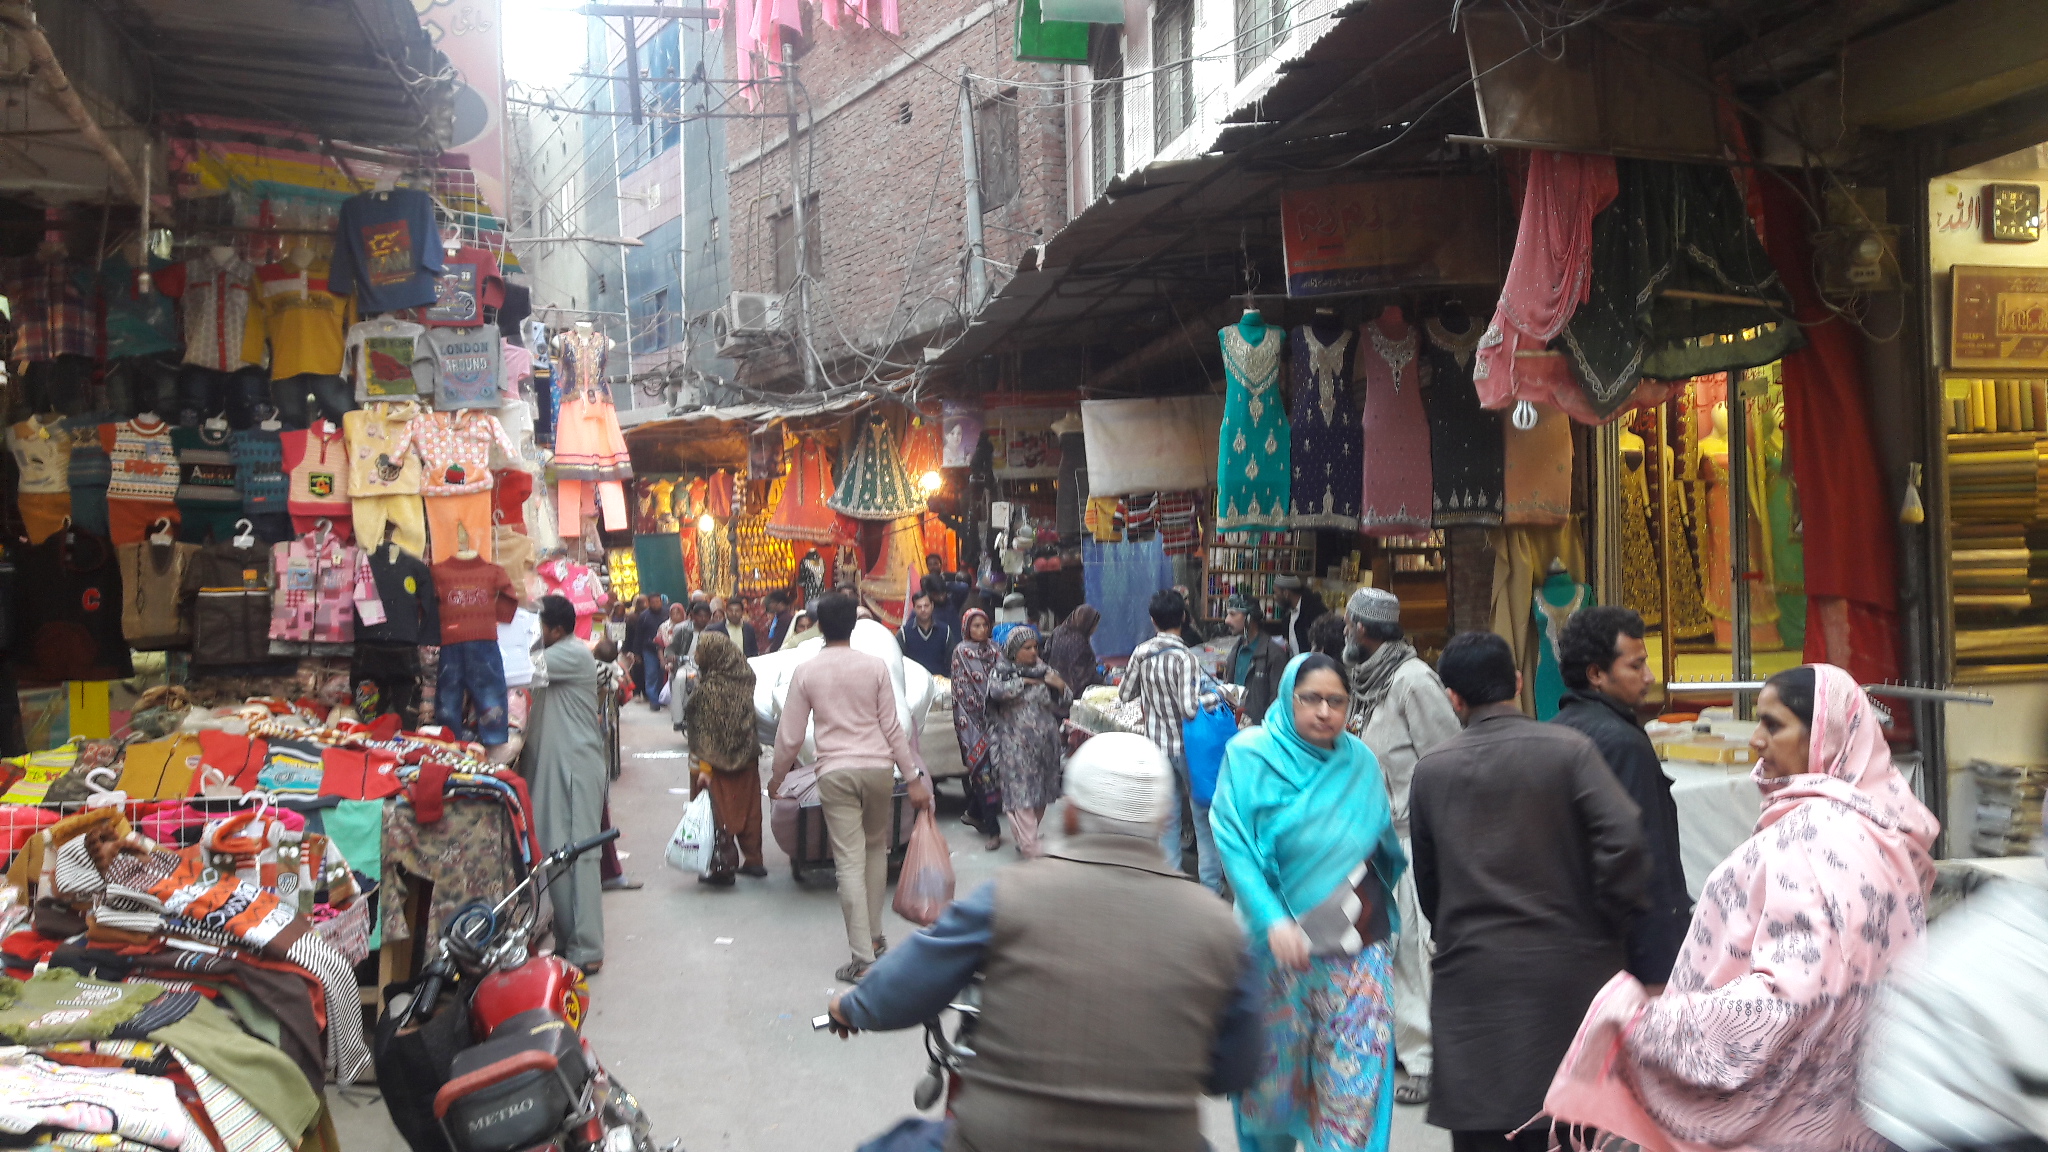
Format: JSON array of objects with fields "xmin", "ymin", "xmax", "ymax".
[
  {"xmin": 436, "ymin": 638, "xmax": 509, "ymax": 745},
  {"xmin": 1158, "ymin": 753, "xmax": 1224, "ymax": 893}
]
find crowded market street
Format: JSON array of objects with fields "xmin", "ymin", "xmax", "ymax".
[{"xmin": 334, "ymin": 699, "xmax": 1449, "ymax": 1152}]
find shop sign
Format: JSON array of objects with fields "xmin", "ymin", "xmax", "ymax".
[
  {"xmin": 1279, "ymin": 178, "xmax": 1501, "ymax": 297},
  {"xmin": 1950, "ymin": 264, "xmax": 2048, "ymax": 370},
  {"xmin": 941, "ymin": 401, "xmax": 983, "ymax": 468}
]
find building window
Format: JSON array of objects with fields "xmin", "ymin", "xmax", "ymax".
[
  {"xmin": 771, "ymin": 194, "xmax": 821, "ymax": 294},
  {"xmin": 1089, "ymin": 28, "xmax": 1124, "ymax": 199},
  {"xmin": 976, "ymin": 93, "xmax": 1021, "ymax": 210},
  {"xmin": 1152, "ymin": 0, "xmax": 1194, "ymax": 151},
  {"xmin": 553, "ymin": 178, "xmax": 576, "ymax": 234},
  {"xmin": 1235, "ymin": 0, "xmax": 1286, "ymax": 78},
  {"xmin": 637, "ymin": 288, "xmax": 671, "ymax": 352}
]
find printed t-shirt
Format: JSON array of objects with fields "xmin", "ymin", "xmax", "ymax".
[
  {"xmin": 8, "ymin": 416, "xmax": 73, "ymax": 494},
  {"xmin": 98, "ymin": 255, "xmax": 178, "ymax": 361},
  {"xmin": 231, "ymin": 429, "xmax": 289, "ymax": 513},
  {"xmin": 424, "ymin": 328, "xmax": 503, "ymax": 409},
  {"xmin": 422, "ymin": 245, "xmax": 504, "ymax": 328},
  {"xmin": 431, "ymin": 555, "xmax": 517, "ymax": 644},
  {"xmin": 328, "ymin": 189, "xmax": 444, "ymax": 313},
  {"xmin": 100, "ymin": 417, "xmax": 181, "ymax": 501},
  {"xmin": 344, "ymin": 318, "xmax": 432, "ymax": 401},
  {"xmin": 170, "ymin": 425, "xmax": 240, "ymax": 510},
  {"xmin": 243, "ymin": 260, "xmax": 355, "ymax": 379}
]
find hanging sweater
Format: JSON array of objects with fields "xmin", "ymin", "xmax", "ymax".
[
  {"xmin": 230, "ymin": 428, "xmax": 289, "ymax": 514},
  {"xmin": 170, "ymin": 426, "xmax": 240, "ymax": 513},
  {"xmin": 342, "ymin": 402, "xmax": 424, "ymax": 496},
  {"xmin": 118, "ymin": 540, "xmax": 199, "ymax": 650},
  {"xmin": 414, "ymin": 410, "xmax": 521, "ymax": 496},
  {"xmin": 280, "ymin": 422, "xmax": 350, "ymax": 523},
  {"xmin": 100, "ymin": 417, "xmax": 181, "ymax": 502},
  {"xmin": 431, "ymin": 556, "xmax": 517, "ymax": 644}
]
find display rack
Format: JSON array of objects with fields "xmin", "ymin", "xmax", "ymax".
[{"xmin": 1203, "ymin": 528, "xmax": 1315, "ymax": 623}]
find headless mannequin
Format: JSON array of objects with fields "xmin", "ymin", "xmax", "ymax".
[
  {"xmin": 1238, "ymin": 307, "xmax": 1268, "ymax": 344},
  {"xmin": 1374, "ymin": 303, "xmax": 1408, "ymax": 341}
]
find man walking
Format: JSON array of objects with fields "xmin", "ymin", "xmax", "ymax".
[
  {"xmin": 709, "ymin": 594, "xmax": 761, "ymax": 658},
  {"xmin": 1273, "ymin": 574, "xmax": 1326, "ymax": 656},
  {"xmin": 521, "ymin": 595, "xmax": 609, "ymax": 973},
  {"xmin": 897, "ymin": 588, "xmax": 956, "ymax": 678},
  {"xmin": 762, "ymin": 588, "xmax": 796, "ymax": 651},
  {"xmin": 1220, "ymin": 594, "xmax": 1288, "ymax": 723},
  {"xmin": 1344, "ymin": 586, "xmax": 1461, "ymax": 1105},
  {"xmin": 647, "ymin": 601, "xmax": 683, "ymax": 712},
  {"xmin": 1119, "ymin": 589, "xmax": 1214, "ymax": 889},
  {"xmin": 1550, "ymin": 606, "xmax": 1691, "ymax": 987},
  {"xmin": 825, "ymin": 731, "xmax": 1261, "ymax": 1151},
  {"xmin": 770, "ymin": 593, "xmax": 934, "ymax": 982},
  {"xmin": 1410, "ymin": 631, "xmax": 1649, "ymax": 1151}
]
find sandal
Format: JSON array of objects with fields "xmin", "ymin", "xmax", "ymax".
[
  {"xmin": 1395, "ymin": 1074, "xmax": 1430, "ymax": 1105},
  {"xmin": 872, "ymin": 935, "xmax": 888, "ymax": 958},
  {"xmin": 985, "ymin": 835, "xmax": 1002, "ymax": 851},
  {"xmin": 833, "ymin": 959, "xmax": 871, "ymax": 983}
]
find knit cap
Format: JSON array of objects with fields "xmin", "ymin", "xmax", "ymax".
[{"xmin": 1063, "ymin": 732, "xmax": 1172, "ymax": 825}]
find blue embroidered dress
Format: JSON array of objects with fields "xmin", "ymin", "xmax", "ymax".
[
  {"xmin": 1289, "ymin": 322, "xmax": 1362, "ymax": 531},
  {"xmin": 1217, "ymin": 318, "xmax": 1292, "ymax": 532}
]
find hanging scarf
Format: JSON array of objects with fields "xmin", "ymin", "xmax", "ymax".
[
  {"xmin": 684, "ymin": 632, "xmax": 759, "ymax": 772},
  {"xmin": 1545, "ymin": 663, "xmax": 1937, "ymax": 1152},
  {"xmin": 1045, "ymin": 605, "xmax": 1102, "ymax": 692},
  {"xmin": 1346, "ymin": 638, "xmax": 1417, "ymax": 732},
  {"xmin": 949, "ymin": 609, "xmax": 1001, "ymax": 769}
]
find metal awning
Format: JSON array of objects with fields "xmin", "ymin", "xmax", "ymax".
[{"xmin": 624, "ymin": 393, "xmax": 876, "ymax": 472}]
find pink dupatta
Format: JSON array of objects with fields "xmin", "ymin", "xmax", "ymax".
[{"xmin": 1543, "ymin": 664, "xmax": 1937, "ymax": 1152}]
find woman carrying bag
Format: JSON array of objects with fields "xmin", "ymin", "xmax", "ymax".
[
  {"xmin": 683, "ymin": 631, "xmax": 767, "ymax": 883},
  {"xmin": 983, "ymin": 626, "xmax": 1071, "ymax": 858},
  {"xmin": 1211, "ymin": 652, "xmax": 1408, "ymax": 1152}
]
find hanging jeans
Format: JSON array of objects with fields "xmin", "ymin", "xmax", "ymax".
[
  {"xmin": 353, "ymin": 642, "xmax": 423, "ymax": 729},
  {"xmin": 436, "ymin": 639, "xmax": 508, "ymax": 745}
]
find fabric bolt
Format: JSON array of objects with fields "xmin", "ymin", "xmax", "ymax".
[
  {"xmin": 521, "ymin": 638, "xmax": 607, "ymax": 964},
  {"xmin": 280, "ymin": 422, "xmax": 351, "ymax": 525},
  {"xmin": 230, "ymin": 429, "xmax": 289, "ymax": 515},
  {"xmin": 426, "ymin": 492, "xmax": 496, "ymax": 561},
  {"xmin": 328, "ymin": 189, "xmax": 444, "ymax": 313},
  {"xmin": 1217, "ymin": 319, "xmax": 1292, "ymax": 531},
  {"xmin": 159, "ymin": 255, "xmax": 259, "ymax": 371},
  {"xmin": 118, "ymin": 540, "xmax": 199, "ymax": 649},
  {"xmin": 1, "ymin": 256, "xmax": 97, "ymax": 362},
  {"xmin": 435, "ymin": 639, "xmax": 509, "ymax": 745},
  {"xmin": 1474, "ymin": 151, "xmax": 1618, "ymax": 411},
  {"xmin": 1501, "ymin": 404, "xmax": 1572, "ymax": 526},
  {"xmin": 243, "ymin": 260, "xmax": 354, "ymax": 379},
  {"xmin": 1288, "ymin": 322, "xmax": 1363, "ymax": 531},
  {"xmin": 1544, "ymin": 665, "xmax": 1937, "ymax": 1152},
  {"xmin": 424, "ymin": 327, "xmax": 503, "ymax": 409},
  {"xmin": 1235, "ymin": 942, "xmax": 1396, "ymax": 1152},
  {"xmin": 1359, "ymin": 318, "xmax": 1433, "ymax": 537},
  {"xmin": 415, "ymin": 409, "xmax": 520, "ymax": 495},
  {"xmin": 1421, "ymin": 317, "xmax": 1505, "ymax": 527},
  {"xmin": 422, "ymin": 245, "xmax": 504, "ymax": 328},
  {"xmin": 99, "ymin": 255, "xmax": 179, "ymax": 361},
  {"xmin": 12, "ymin": 524, "xmax": 133, "ymax": 682},
  {"xmin": 432, "ymin": 555, "xmax": 517, "ymax": 644},
  {"xmin": 9, "ymin": 414, "xmax": 74, "ymax": 494}
]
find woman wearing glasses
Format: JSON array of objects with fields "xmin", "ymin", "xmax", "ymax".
[{"xmin": 1211, "ymin": 652, "xmax": 1409, "ymax": 1152}]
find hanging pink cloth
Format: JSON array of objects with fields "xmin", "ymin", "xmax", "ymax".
[
  {"xmin": 1473, "ymin": 150, "xmax": 1618, "ymax": 411},
  {"xmin": 1544, "ymin": 664, "xmax": 1936, "ymax": 1152}
]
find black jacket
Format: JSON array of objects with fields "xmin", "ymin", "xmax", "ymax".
[
  {"xmin": 1284, "ymin": 590, "xmax": 1327, "ymax": 655},
  {"xmin": 1222, "ymin": 632, "xmax": 1290, "ymax": 723},
  {"xmin": 1550, "ymin": 688, "xmax": 1693, "ymax": 983}
]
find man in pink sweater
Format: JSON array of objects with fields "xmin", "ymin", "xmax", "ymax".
[{"xmin": 770, "ymin": 592, "xmax": 934, "ymax": 982}]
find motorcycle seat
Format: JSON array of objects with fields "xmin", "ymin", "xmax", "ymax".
[{"xmin": 435, "ymin": 1008, "xmax": 592, "ymax": 1152}]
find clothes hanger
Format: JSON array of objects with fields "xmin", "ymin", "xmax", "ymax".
[
  {"xmin": 455, "ymin": 522, "xmax": 479, "ymax": 561},
  {"xmin": 232, "ymin": 518, "xmax": 256, "ymax": 549},
  {"xmin": 149, "ymin": 517, "xmax": 175, "ymax": 546},
  {"xmin": 256, "ymin": 403, "xmax": 282, "ymax": 432},
  {"xmin": 203, "ymin": 409, "xmax": 229, "ymax": 433}
]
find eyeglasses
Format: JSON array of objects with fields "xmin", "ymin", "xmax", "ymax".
[{"xmin": 1294, "ymin": 691, "xmax": 1350, "ymax": 713}]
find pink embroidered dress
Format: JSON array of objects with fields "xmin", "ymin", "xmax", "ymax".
[
  {"xmin": 1358, "ymin": 318, "xmax": 1433, "ymax": 536},
  {"xmin": 1545, "ymin": 663, "xmax": 1938, "ymax": 1152}
]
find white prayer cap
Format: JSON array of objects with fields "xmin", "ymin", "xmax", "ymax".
[
  {"xmin": 1063, "ymin": 732, "xmax": 1173, "ymax": 825},
  {"xmin": 1347, "ymin": 586, "xmax": 1401, "ymax": 624},
  {"xmin": 1274, "ymin": 574, "xmax": 1305, "ymax": 590}
]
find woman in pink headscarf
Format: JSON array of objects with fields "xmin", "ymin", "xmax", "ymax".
[{"xmin": 1543, "ymin": 663, "xmax": 1938, "ymax": 1152}]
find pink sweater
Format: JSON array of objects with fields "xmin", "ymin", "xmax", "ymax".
[{"xmin": 771, "ymin": 645, "xmax": 919, "ymax": 778}]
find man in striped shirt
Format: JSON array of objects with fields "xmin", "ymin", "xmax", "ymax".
[{"xmin": 1119, "ymin": 589, "xmax": 1216, "ymax": 889}]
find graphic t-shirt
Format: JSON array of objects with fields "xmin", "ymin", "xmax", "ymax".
[
  {"xmin": 7, "ymin": 416, "xmax": 73, "ymax": 494},
  {"xmin": 328, "ymin": 189, "xmax": 444, "ymax": 313},
  {"xmin": 97, "ymin": 255, "xmax": 178, "ymax": 361},
  {"xmin": 344, "ymin": 318, "xmax": 432, "ymax": 401},
  {"xmin": 244, "ymin": 260, "xmax": 355, "ymax": 379},
  {"xmin": 231, "ymin": 428, "xmax": 288, "ymax": 512},
  {"xmin": 426, "ymin": 327, "xmax": 503, "ymax": 410},
  {"xmin": 170, "ymin": 425, "xmax": 241, "ymax": 508},
  {"xmin": 422, "ymin": 245, "xmax": 504, "ymax": 328}
]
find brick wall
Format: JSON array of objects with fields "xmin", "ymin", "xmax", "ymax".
[{"xmin": 722, "ymin": 0, "xmax": 1069, "ymax": 390}]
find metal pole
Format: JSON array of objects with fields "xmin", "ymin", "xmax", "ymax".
[
  {"xmin": 785, "ymin": 65, "xmax": 816, "ymax": 390},
  {"xmin": 957, "ymin": 68, "xmax": 988, "ymax": 311},
  {"xmin": 1727, "ymin": 386, "xmax": 1753, "ymax": 718},
  {"xmin": 1654, "ymin": 404, "xmax": 1677, "ymax": 696},
  {"xmin": 624, "ymin": 15, "xmax": 643, "ymax": 124}
]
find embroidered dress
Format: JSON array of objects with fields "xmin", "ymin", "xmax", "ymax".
[
  {"xmin": 1288, "ymin": 323, "xmax": 1361, "ymax": 531},
  {"xmin": 827, "ymin": 416, "xmax": 924, "ymax": 521},
  {"xmin": 765, "ymin": 436, "xmax": 841, "ymax": 544},
  {"xmin": 1217, "ymin": 321, "xmax": 1291, "ymax": 531},
  {"xmin": 1358, "ymin": 321, "xmax": 1432, "ymax": 537},
  {"xmin": 1236, "ymin": 942, "xmax": 1397, "ymax": 1152},
  {"xmin": 1420, "ymin": 317, "xmax": 1504, "ymax": 527}
]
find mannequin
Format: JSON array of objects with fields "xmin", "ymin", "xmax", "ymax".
[
  {"xmin": 1217, "ymin": 306, "xmax": 1290, "ymax": 530},
  {"xmin": 1697, "ymin": 401, "xmax": 1781, "ymax": 650},
  {"xmin": 209, "ymin": 245, "xmax": 238, "ymax": 268},
  {"xmin": 1289, "ymin": 304, "xmax": 1362, "ymax": 531}
]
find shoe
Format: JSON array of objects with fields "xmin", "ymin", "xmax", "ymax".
[
  {"xmin": 602, "ymin": 875, "xmax": 644, "ymax": 891},
  {"xmin": 1395, "ymin": 1074, "xmax": 1430, "ymax": 1106},
  {"xmin": 579, "ymin": 960, "xmax": 604, "ymax": 976},
  {"xmin": 984, "ymin": 835, "xmax": 1002, "ymax": 851},
  {"xmin": 739, "ymin": 863, "xmax": 768, "ymax": 878},
  {"xmin": 834, "ymin": 959, "xmax": 871, "ymax": 982},
  {"xmin": 697, "ymin": 872, "xmax": 736, "ymax": 887},
  {"xmin": 872, "ymin": 935, "xmax": 888, "ymax": 957}
]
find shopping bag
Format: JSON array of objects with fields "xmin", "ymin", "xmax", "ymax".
[
  {"xmin": 665, "ymin": 790, "xmax": 714, "ymax": 874},
  {"xmin": 890, "ymin": 808, "xmax": 954, "ymax": 926},
  {"xmin": 1182, "ymin": 695, "xmax": 1238, "ymax": 807}
]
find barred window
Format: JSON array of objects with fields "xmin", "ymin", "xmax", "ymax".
[
  {"xmin": 1152, "ymin": 0, "xmax": 1193, "ymax": 151},
  {"xmin": 1089, "ymin": 28, "xmax": 1124, "ymax": 199},
  {"xmin": 1235, "ymin": 0, "xmax": 1286, "ymax": 78}
]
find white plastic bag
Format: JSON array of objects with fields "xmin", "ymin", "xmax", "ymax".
[{"xmin": 665, "ymin": 790, "xmax": 713, "ymax": 874}]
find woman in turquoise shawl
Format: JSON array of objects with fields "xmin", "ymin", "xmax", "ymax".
[{"xmin": 1212, "ymin": 652, "xmax": 1408, "ymax": 1152}]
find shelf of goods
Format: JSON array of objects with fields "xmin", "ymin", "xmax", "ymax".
[
  {"xmin": 1967, "ymin": 757, "xmax": 2047, "ymax": 858},
  {"xmin": 1204, "ymin": 529, "xmax": 1315, "ymax": 623},
  {"xmin": 1946, "ymin": 429, "xmax": 2048, "ymax": 683},
  {"xmin": 1375, "ymin": 531, "xmax": 1449, "ymax": 644}
]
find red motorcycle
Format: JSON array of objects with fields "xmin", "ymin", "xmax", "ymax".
[{"xmin": 378, "ymin": 829, "xmax": 666, "ymax": 1152}]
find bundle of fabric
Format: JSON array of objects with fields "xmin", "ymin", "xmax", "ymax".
[
  {"xmin": 1947, "ymin": 435, "xmax": 2039, "ymax": 525},
  {"xmin": 1969, "ymin": 759, "xmax": 2046, "ymax": 858}
]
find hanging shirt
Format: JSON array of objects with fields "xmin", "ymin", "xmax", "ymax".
[
  {"xmin": 344, "ymin": 318, "xmax": 432, "ymax": 402},
  {"xmin": 170, "ymin": 425, "xmax": 241, "ymax": 511},
  {"xmin": 7, "ymin": 416, "xmax": 74, "ymax": 494},
  {"xmin": 97, "ymin": 255, "xmax": 178, "ymax": 361},
  {"xmin": 328, "ymin": 189, "xmax": 445, "ymax": 313},
  {"xmin": 422, "ymin": 245, "xmax": 505, "ymax": 327},
  {"xmin": 0, "ymin": 257, "xmax": 95, "ymax": 363},
  {"xmin": 231, "ymin": 428, "xmax": 289, "ymax": 514},
  {"xmin": 281, "ymin": 421, "xmax": 351, "ymax": 522},
  {"xmin": 243, "ymin": 259, "xmax": 356, "ymax": 379},
  {"xmin": 414, "ymin": 410, "xmax": 521, "ymax": 496},
  {"xmin": 101, "ymin": 416, "xmax": 181, "ymax": 502},
  {"xmin": 342, "ymin": 402, "xmax": 424, "ymax": 496},
  {"xmin": 158, "ymin": 256, "xmax": 259, "ymax": 371},
  {"xmin": 269, "ymin": 526, "xmax": 375, "ymax": 645},
  {"xmin": 424, "ymin": 327, "xmax": 503, "ymax": 409}
]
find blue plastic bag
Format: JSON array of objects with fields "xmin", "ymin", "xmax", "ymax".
[{"xmin": 1182, "ymin": 690, "xmax": 1238, "ymax": 806}]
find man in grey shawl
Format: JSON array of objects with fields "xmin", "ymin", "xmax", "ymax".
[
  {"xmin": 521, "ymin": 595, "xmax": 608, "ymax": 973},
  {"xmin": 1344, "ymin": 586, "xmax": 1461, "ymax": 1104}
]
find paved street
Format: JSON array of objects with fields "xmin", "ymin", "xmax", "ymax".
[{"xmin": 335, "ymin": 701, "xmax": 1450, "ymax": 1152}]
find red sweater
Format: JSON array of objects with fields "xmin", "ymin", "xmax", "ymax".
[{"xmin": 432, "ymin": 556, "xmax": 517, "ymax": 644}]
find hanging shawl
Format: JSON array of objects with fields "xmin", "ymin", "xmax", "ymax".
[
  {"xmin": 684, "ymin": 631, "xmax": 759, "ymax": 772},
  {"xmin": 1545, "ymin": 663, "xmax": 1937, "ymax": 1152},
  {"xmin": 828, "ymin": 415, "xmax": 925, "ymax": 521},
  {"xmin": 1474, "ymin": 150, "xmax": 1617, "ymax": 411},
  {"xmin": 950, "ymin": 608, "xmax": 1001, "ymax": 771},
  {"xmin": 766, "ymin": 436, "xmax": 840, "ymax": 543}
]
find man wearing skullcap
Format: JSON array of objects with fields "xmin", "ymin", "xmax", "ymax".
[
  {"xmin": 826, "ymin": 732, "xmax": 1263, "ymax": 1152},
  {"xmin": 1346, "ymin": 585, "xmax": 1461, "ymax": 1105}
]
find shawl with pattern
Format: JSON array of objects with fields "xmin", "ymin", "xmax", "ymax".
[
  {"xmin": 684, "ymin": 631, "xmax": 759, "ymax": 772},
  {"xmin": 948, "ymin": 609, "xmax": 1002, "ymax": 771}
]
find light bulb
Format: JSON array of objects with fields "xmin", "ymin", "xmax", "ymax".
[
  {"xmin": 698, "ymin": 513, "xmax": 715, "ymax": 533},
  {"xmin": 918, "ymin": 469, "xmax": 944, "ymax": 495}
]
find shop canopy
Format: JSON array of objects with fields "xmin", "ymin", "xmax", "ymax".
[{"xmin": 622, "ymin": 393, "xmax": 877, "ymax": 474}]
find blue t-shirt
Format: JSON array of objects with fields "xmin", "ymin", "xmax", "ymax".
[
  {"xmin": 426, "ymin": 327, "xmax": 503, "ymax": 410},
  {"xmin": 329, "ymin": 189, "xmax": 445, "ymax": 313},
  {"xmin": 98, "ymin": 256, "xmax": 178, "ymax": 360}
]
